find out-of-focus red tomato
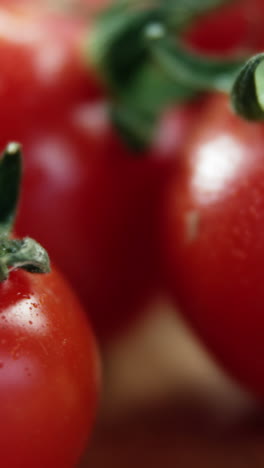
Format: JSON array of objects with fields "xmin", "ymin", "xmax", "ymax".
[
  {"xmin": 0, "ymin": 4, "xmax": 101, "ymax": 120},
  {"xmin": 13, "ymin": 98, "xmax": 201, "ymax": 340},
  {"xmin": 184, "ymin": 0, "xmax": 264, "ymax": 55}
]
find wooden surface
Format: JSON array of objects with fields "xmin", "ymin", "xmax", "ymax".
[{"xmin": 83, "ymin": 412, "xmax": 264, "ymax": 468}]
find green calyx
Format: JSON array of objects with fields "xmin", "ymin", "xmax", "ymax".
[
  {"xmin": 89, "ymin": 0, "xmax": 246, "ymax": 150},
  {"xmin": 231, "ymin": 53, "xmax": 264, "ymax": 121},
  {"xmin": 90, "ymin": 4, "xmax": 164, "ymax": 89},
  {"xmin": 0, "ymin": 143, "xmax": 50, "ymax": 282}
]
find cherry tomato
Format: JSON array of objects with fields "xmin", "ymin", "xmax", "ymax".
[
  {"xmin": 0, "ymin": 265, "xmax": 99, "ymax": 467},
  {"xmin": 162, "ymin": 93, "xmax": 264, "ymax": 398}
]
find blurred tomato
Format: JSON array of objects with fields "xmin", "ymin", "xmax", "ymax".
[
  {"xmin": 0, "ymin": 3, "xmax": 101, "ymax": 121},
  {"xmin": 184, "ymin": 0, "xmax": 264, "ymax": 55}
]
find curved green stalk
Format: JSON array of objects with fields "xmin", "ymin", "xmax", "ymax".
[{"xmin": 146, "ymin": 33, "xmax": 245, "ymax": 93}]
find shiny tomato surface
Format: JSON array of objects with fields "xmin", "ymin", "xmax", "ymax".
[
  {"xmin": 0, "ymin": 266, "xmax": 99, "ymax": 467},
  {"xmin": 163, "ymin": 94, "xmax": 264, "ymax": 397}
]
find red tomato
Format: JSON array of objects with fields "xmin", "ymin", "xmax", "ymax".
[
  {"xmin": 162, "ymin": 93, "xmax": 264, "ymax": 398},
  {"xmin": 185, "ymin": 4, "xmax": 249, "ymax": 54},
  {"xmin": 13, "ymin": 99, "xmax": 200, "ymax": 340},
  {"xmin": 0, "ymin": 266, "xmax": 99, "ymax": 467},
  {"xmin": 185, "ymin": 6, "xmax": 247, "ymax": 54},
  {"xmin": 0, "ymin": 4, "xmax": 101, "ymax": 119},
  {"xmin": 184, "ymin": 0, "xmax": 264, "ymax": 54}
]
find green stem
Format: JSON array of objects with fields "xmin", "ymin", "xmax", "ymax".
[
  {"xmin": 0, "ymin": 142, "xmax": 22, "ymax": 235},
  {"xmin": 0, "ymin": 144, "xmax": 50, "ymax": 281},
  {"xmin": 0, "ymin": 237, "xmax": 50, "ymax": 282},
  {"xmin": 89, "ymin": 0, "xmax": 247, "ymax": 150},
  {"xmin": 110, "ymin": 28, "xmax": 246, "ymax": 149},
  {"xmin": 146, "ymin": 32, "xmax": 245, "ymax": 94}
]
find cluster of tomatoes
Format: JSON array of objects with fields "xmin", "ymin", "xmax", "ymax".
[{"xmin": 1, "ymin": 0, "xmax": 264, "ymax": 466}]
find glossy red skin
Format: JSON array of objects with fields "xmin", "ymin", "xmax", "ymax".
[
  {"xmin": 13, "ymin": 100, "xmax": 201, "ymax": 340},
  {"xmin": 0, "ymin": 5, "xmax": 101, "ymax": 119},
  {"xmin": 163, "ymin": 94, "xmax": 264, "ymax": 398},
  {"xmin": 0, "ymin": 266, "xmax": 99, "ymax": 467}
]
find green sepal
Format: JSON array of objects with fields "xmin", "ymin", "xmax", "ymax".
[
  {"xmin": 231, "ymin": 53, "xmax": 264, "ymax": 121},
  {"xmin": 109, "ymin": 32, "xmax": 245, "ymax": 150},
  {"xmin": 111, "ymin": 61, "xmax": 196, "ymax": 150},
  {"xmin": 0, "ymin": 237, "xmax": 51, "ymax": 282},
  {"xmin": 89, "ymin": 0, "xmax": 246, "ymax": 150},
  {"xmin": 90, "ymin": 0, "xmax": 237, "ymax": 77},
  {"xmin": 90, "ymin": 4, "xmax": 164, "ymax": 89},
  {"xmin": 0, "ymin": 143, "xmax": 51, "ymax": 282}
]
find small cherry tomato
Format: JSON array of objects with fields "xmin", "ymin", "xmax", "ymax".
[
  {"xmin": 0, "ymin": 267, "xmax": 100, "ymax": 468},
  {"xmin": 0, "ymin": 143, "xmax": 100, "ymax": 467}
]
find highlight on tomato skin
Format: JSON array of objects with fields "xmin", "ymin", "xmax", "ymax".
[{"xmin": 161, "ymin": 93, "xmax": 264, "ymax": 399}]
